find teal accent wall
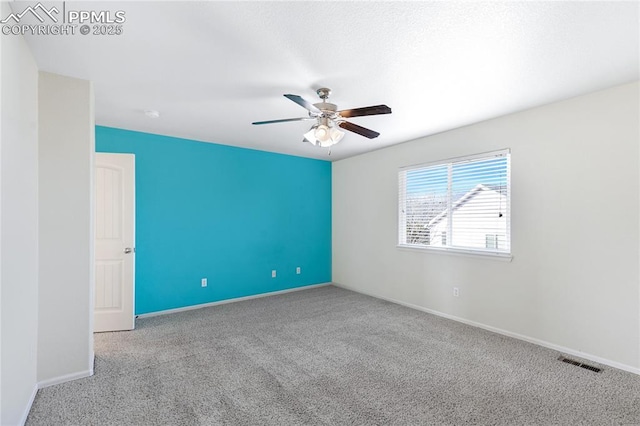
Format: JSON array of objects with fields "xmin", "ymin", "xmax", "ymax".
[{"xmin": 96, "ymin": 126, "xmax": 331, "ymax": 315}]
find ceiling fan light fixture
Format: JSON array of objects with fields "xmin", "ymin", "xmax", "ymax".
[
  {"xmin": 303, "ymin": 124, "xmax": 344, "ymax": 148},
  {"xmin": 303, "ymin": 126, "xmax": 318, "ymax": 145},
  {"xmin": 329, "ymin": 126, "xmax": 344, "ymax": 143},
  {"xmin": 315, "ymin": 124, "xmax": 330, "ymax": 142}
]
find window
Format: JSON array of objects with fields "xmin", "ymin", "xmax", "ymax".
[
  {"xmin": 398, "ymin": 150, "xmax": 510, "ymax": 256},
  {"xmin": 485, "ymin": 234, "xmax": 506, "ymax": 249}
]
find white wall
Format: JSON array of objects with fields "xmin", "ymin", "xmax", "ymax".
[
  {"xmin": 38, "ymin": 72, "xmax": 95, "ymax": 385},
  {"xmin": 333, "ymin": 82, "xmax": 640, "ymax": 372},
  {"xmin": 0, "ymin": 5, "xmax": 40, "ymax": 423}
]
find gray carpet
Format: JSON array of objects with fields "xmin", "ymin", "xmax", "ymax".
[{"xmin": 27, "ymin": 285, "xmax": 640, "ymax": 425}]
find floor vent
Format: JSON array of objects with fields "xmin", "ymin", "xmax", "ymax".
[{"xmin": 558, "ymin": 356, "xmax": 602, "ymax": 373}]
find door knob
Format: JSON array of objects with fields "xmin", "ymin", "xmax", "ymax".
[{"xmin": 124, "ymin": 247, "xmax": 133, "ymax": 254}]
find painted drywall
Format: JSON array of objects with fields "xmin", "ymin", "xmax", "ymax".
[
  {"xmin": 96, "ymin": 127, "xmax": 331, "ymax": 315},
  {"xmin": 0, "ymin": 6, "xmax": 40, "ymax": 423},
  {"xmin": 38, "ymin": 72, "xmax": 95, "ymax": 384},
  {"xmin": 333, "ymin": 82, "xmax": 640, "ymax": 371}
]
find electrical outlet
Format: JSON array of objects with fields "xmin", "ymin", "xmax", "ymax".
[
  {"xmin": 201, "ymin": 278, "xmax": 207, "ymax": 288},
  {"xmin": 453, "ymin": 287, "xmax": 459, "ymax": 297},
  {"xmin": 271, "ymin": 270, "xmax": 276, "ymax": 278},
  {"xmin": 296, "ymin": 267, "xmax": 301, "ymax": 274}
]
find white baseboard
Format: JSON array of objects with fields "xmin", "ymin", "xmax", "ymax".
[
  {"xmin": 137, "ymin": 283, "xmax": 332, "ymax": 319},
  {"xmin": 19, "ymin": 358, "xmax": 95, "ymax": 423},
  {"xmin": 38, "ymin": 369, "xmax": 93, "ymax": 389},
  {"xmin": 18, "ymin": 383, "xmax": 38, "ymax": 426},
  {"xmin": 332, "ymin": 283, "xmax": 640, "ymax": 376}
]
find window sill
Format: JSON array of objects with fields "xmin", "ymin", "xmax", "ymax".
[{"xmin": 396, "ymin": 244, "xmax": 513, "ymax": 262}]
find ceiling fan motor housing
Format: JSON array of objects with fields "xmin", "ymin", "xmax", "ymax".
[
  {"xmin": 313, "ymin": 88, "xmax": 339, "ymax": 121},
  {"xmin": 313, "ymin": 102, "xmax": 338, "ymax": 119}
]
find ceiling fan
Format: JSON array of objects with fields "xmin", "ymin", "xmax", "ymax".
[{"xmin": 252, "ymin": 88, "xmax": 391, "ymax": 152}]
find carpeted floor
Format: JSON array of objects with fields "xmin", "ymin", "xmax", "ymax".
[{"xmin": 27, "ymin": 285, "xmax": 640, "ymax": 425}]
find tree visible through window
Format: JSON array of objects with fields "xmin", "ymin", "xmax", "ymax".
[{"xmin": 398, "ymin": 150, "xmax": 511, "ymax": 255}]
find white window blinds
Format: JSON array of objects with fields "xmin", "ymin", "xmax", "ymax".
[{"xmin": 399, "ymin": 150, "xmax": 510, "ymax": 256}]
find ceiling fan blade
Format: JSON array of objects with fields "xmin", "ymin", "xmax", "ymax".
[
  {"xmin": 252, "ymin": 117, "xmax": 315, "ymax": 125},
  {"xmin": 338, "ymin": 121, "xmax": 380, "ymax": 139},
  {"xmin": 338, "ymin": 104, "xmax": 392, "ymax": 118},
  {"xmin": 284, "ymin": 94, "xmax": 321, "ymax": 114}
]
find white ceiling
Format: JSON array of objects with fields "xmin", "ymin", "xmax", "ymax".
[{"xmin": 20, "ymin": 1, "xmax": 639, "ymax": 161}]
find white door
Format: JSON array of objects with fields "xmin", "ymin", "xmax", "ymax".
[{"xmin": 94, "ymin": 153, "xmax": 135, "ymax": 332}]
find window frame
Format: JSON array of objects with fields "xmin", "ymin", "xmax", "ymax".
[{"xmin": 398, "ymin": 149, "xmax": 512, "ymax": 260}]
